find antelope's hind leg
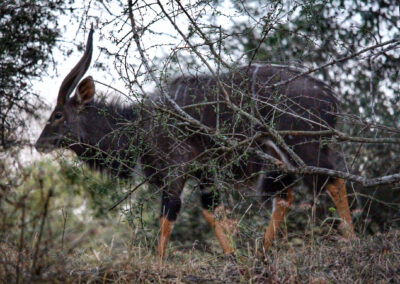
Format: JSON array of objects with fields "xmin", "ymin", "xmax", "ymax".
[
  {"xmin": 326, "ymin": 178, "xmax": 356, "ymax": 239},
  {"xmin": 201, "ymin": 188, "xmax": 236, "ymax": 255},
  {"xmin": 263, "ymin": 188, "xmax": 294, "ymax": 251}
]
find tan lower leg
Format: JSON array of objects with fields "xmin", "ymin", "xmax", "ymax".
[
  {"xmin": 326, "ymin": 178, "xmax": 355, "ymax": 239},
  {"xmin": 157, "ymin": 216, "xmax": 173, "ymax": 260},
  {"xmin": 202, "ymin": 205, "xmax": 235, "ymax": 254},
  {"xmin": 264, "ymin": 189, "xmax": 293, "ymax": 251}
]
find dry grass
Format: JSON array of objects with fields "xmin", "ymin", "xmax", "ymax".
[
  {"xmin": 1, "ymin": 161, "xmax": 399, "ymax": 283},
  {"xmin": 1, "ymin": 221, "xmax": 399, "ymax": 283}
]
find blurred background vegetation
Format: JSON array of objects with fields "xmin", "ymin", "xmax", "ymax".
[{"xmin": 0, "ymin": 0, "xmax": 399, "ymax": 282}]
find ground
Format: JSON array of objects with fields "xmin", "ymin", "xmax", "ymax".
[
  {"xmin": 1, "ymin": 161, "xmax": 399, "ymax": 283},
  {"xmin": 2, "ymin": 220, "xmax": 399, "ymax": 283}
]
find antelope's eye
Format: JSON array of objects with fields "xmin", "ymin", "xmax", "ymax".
[{"xmin": 54, "ymin": 112, "xmax": 63, "ymax": 120}]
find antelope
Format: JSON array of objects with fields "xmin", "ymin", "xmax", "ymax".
[{"xmin": 35, "ymin": 28, "xmax": 356, "ymax": 259}]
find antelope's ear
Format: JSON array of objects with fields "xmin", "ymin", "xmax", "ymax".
[{"xmin": 74, "ymin": 76, "xmax": 95, "ymax": 104}]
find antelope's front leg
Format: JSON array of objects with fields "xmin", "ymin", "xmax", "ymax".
[{"xmin": 157, "ymin": 191, "xmax": 182, "ymax": 260}]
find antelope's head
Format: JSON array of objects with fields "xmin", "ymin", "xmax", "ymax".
[{"xmin": 35, "ymin": 28, "xmax": 96, "ymax": 153}]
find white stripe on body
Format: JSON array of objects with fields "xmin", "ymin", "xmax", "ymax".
[
  {"xmin": 256, "ymin": 139, "xmax": 295, "ymax": 192},
  {"xmin": 182, "ymin": 84, "xmax": 188, "ymax": 104},
  {"xmin": 272, "ymin": 197, "xmax": 277, "ymax": 213},
  {"xmin": 249, "ymin": 65, "xmax": 261, "ymax": 135},
  {"xmin": 263, "ymin": 139, "xmax": 294, "ymax": 170},
  {"xmin": 174, "ymin": 84, "xmax": 182, "ymax": 101}
]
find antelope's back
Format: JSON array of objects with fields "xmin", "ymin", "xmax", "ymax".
[{"xmin": 167, "ymin": 64, "xmax": 338, "ymax": 169}]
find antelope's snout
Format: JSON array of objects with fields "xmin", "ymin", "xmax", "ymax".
[
  {"xmin": 35, "ymin": 138, "xmax": 54, "ymax": 153},
  {"xmin": 35, "ymin": 127, "xmax": 57, "ymax": 153}
]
